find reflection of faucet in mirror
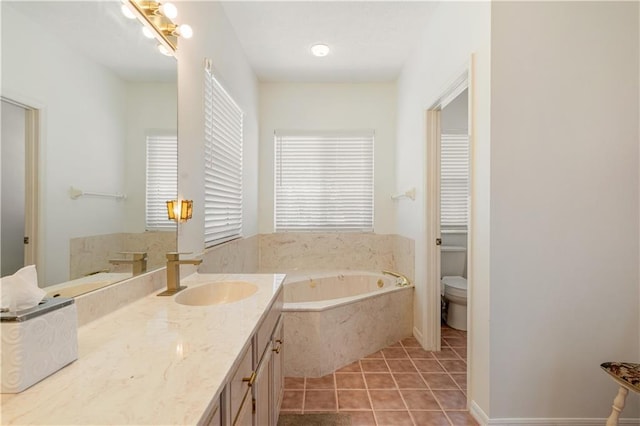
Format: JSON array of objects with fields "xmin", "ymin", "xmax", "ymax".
[
  {"xmin": 109, "ymin": 252, "xmax": 148, "ymax": 276},
  {"xmin": 158, "ymin": 253, "xmax": 203, "ymax": 296}
]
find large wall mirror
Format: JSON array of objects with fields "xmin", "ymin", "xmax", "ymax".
[{"xmin": 1, "ymin": 1, "xmax": 177, "ymax": 297}]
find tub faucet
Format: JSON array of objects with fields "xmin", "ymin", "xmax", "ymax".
[
  {"xmin": 108, "ymin": 252, "xmax": 147, "ymax": 275},
  {"xmin": 382, "ymin": 270, "xmax": 411, "ymax": 287},
  {"xmin": 158, "ymin": 252, "xmax": 203, "ymax": 296}
]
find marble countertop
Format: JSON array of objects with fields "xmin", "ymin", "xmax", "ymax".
[{"xmin": 1, "ymin": 273, "xmax": 285, "ymax": 425}]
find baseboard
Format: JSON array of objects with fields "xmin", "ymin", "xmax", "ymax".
[
  {"xmin": 486, "ymin": 419, "xmax": 640, "ymax": 425},
  {"xmin": 469, "ymin": 401, "xmax": 639, "ymax": 426},
  {"xmin": 470, "ymin": 401, "xmax": 489, "ymax": 425},
  {"xmin": 412, "ymin": 326, "xmax": 424, "ymax": 346}
]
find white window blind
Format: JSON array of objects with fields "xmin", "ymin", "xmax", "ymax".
[
  {"xmin": 146, "ymin": 133, "xmax": 177, "ymax": 230},
  {"xmin": 275, "ymin": 131, "xmax": 374, "ymax": 232},
  {"xmin": 204, "ymin": 67, "xmax": 243, "ymax": 247},
  {"xmin": 440, "ymin": 133, "xmax": 469, "ymax": 228}
]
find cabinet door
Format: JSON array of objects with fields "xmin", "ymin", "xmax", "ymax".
[
  {"xmin": 253, "ymin": 342, "xmax": 272, "ymax": 426},
  {"xmin": 230, "ymin": 346, "xmax": 253, "ymax": 426},
  {"xmin": 204, "ymin": 403, "xmax": 221, "ymax": 426},
  {"xmin": 234, "ymin": 390, "xmax": 253, "ymax": 426},
  {"xmin": 271, "ymin": 317, "xmax": 284, "ymax": 426}
]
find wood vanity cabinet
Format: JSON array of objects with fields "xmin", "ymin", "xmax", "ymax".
[
  {"xmin": 230, "ymin": 347, "xmax": 253, "ymax": 426},
  {"xmin": 270, "ymin": 318, "xmax": 285, "ymax": 425},
  {"xmin": 252, "ymin": 288, "xmax": 284, "ymax": 426},
  {"xmin": 213, "ymin": 288, "xmax": 284, "ymax": 426}
]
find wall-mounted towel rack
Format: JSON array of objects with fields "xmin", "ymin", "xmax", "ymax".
[
  {"xmin": 391, "ymin": 188, "xmax": 416, "ymax": 201},
  {"xmin": 69, "ymin": 186, "xmax": 126, "ymax": 200}
]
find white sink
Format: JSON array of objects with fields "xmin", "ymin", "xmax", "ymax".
[{"xmin": 175, "ymin": 281, "xmax": 258, "ymax": 306}]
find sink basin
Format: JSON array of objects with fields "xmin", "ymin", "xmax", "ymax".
[{"xmin": 175, "ymin": 281, "xmax": 258, "ymax": 306}]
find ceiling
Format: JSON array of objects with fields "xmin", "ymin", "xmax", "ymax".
[
  {"xmin": 220, "ymin": 1, "xmax": 437, "ymax": 83},
  {"xmin": 7, "ymin": 1, "xmax": 435, "ymax": 84},
  {"xmin": 6, "ymin": 1, "xmax": 176, "ymax": 82}
]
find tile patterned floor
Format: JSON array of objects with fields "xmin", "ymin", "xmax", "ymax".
[{"xmin": 279, "ymin": 325, "xmax": 477, "ymax": 426}]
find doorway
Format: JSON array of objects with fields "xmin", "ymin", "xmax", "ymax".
[
  {"xmin": 439, "ymin": 89, "xmax": 469, "ymax": 331},
  {"xmin": 424, "ymin": 66, "xmax": 473, "ymax": 406},
  {"xmin": 1, "ymin": 98, "xmax": 39, "ymax": 277}
]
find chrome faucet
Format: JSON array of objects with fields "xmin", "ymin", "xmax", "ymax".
[
  {"xmin": 108, "ymin": 252, "xmax": 147, "ymax": 275},
  {"xmin": 158, "ymin": 252, "xmax": 203, "ymax": 296}
]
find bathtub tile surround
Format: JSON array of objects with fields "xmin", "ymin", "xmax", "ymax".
[
  {"xmin": 393, "ymin": 234, "xmax": 415, "ymax": 282},
  {"xmin": 259, "ymin": 233, "xmax": 414, "ymax": 278},
  {"xmin": 280, "ymin": 325, "xmax": 473, "ymax": 426},
  {"xmin": 200, "ymin": 235, "xmax": 259, "ymax": 273},
  {"xmin": 283, "ymin": 272, "xmax": 414, "ymax": 377}
]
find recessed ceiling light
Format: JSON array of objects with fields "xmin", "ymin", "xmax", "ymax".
[{"xmin": 311, "ymin": 44, "xmax": 330, "ymax": 57}]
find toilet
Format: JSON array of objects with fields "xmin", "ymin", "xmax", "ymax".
[{"xmin": 441, "ymin": 246, "xmax": 467, "ymax": 331}]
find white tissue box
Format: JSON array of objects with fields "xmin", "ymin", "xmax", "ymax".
[{"xmin": 1, "ymin": 298, "xmax": 78, "ymax": 393}]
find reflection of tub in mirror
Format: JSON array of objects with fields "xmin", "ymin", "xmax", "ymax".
[{"xmin": 1, "ymin": 1, "xmax": 178, "ymax": 296}]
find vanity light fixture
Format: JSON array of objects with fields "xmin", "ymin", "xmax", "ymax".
[
  {"xmin": 142, "ymin": 26, "xmax": 155, "ymax": 39},
  {"xmin": 311, "ymin": 43, "xmax": 330, "ymax": 57},
  {"xmin": 157, "ymin": 2, "xmax": 178, "ymax": 19},
  {"xmin": 157, "ymin": 44, "xmax": 172, "ymax": 56},
  {"xmin": 121, "ymin": 4, "xmax": 136, "ymax": 19},
  {"xmin": 121, "ymin": 0, "xmax": 193, "ymax": 56},
  {"xmin": 166, "ymin": 200, "xmax": 193, "ymax": 222}
]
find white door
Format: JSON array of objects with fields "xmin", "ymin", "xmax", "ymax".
[{"xmin": 1, "ymin": 100, "xmax": 27, "ymax": 276}]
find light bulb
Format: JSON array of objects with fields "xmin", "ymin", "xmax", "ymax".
[
  {"xmin": 311, "ymin": 43, "xmax": 330, "ymax": 57},
  {"xmin": 142, "ymin": 26, "xmax": 155, "ymax": 39},
  {"xmin": 121, "ymin": 4, "xmax": 136, "ymax": 19},
  {"xmin": 176, "ymin": 24, "xmax": 193, "ymax": 39},
  {"xmin": 157, "ymin": 44, "xmax": 173, "ymax": 57},
  {"xmin": 159, "ymin": 2, "xmax": 178, "ymax": 19}
]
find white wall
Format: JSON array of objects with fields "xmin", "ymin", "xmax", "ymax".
[
  {"xmin": 2, "ymin": 4, "xmax": 127, "ymax": 286},
  {"xmin": 176, "ymin": 2, "xmax": 259, "ymax": 256},
  {"xmin": 489, "ymin": 1, "xmax": 639, "ymax": 419},
  {"xmin": 396, "ymin": 0, "xmax": 492, "ymax": 413},
  {"xmin": 258, "ymin": 83, "xmax": 397, "ymax": 234},
  {"xmin": 123, "ymin": 82, "xmax": 177, "ymax": 233}
]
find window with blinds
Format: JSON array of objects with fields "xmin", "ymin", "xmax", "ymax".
[
  {"xmin": 146, "ymin": 133, "xmax": 177, "ymax": 230},
  {"xmin": 275, "ymin": 131, "xmax": 374, "ymax": 232},
  {"xmin": 440, "ymin": 133, "xmax": 469, "ymax": 228},
  {"xmin": 204, "ymin": 67, "xmax": 243, "ymax": 247}
]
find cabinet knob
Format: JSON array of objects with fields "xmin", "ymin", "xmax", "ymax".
[
  {"xmin": 273, "ymin": 346, "xmax": 281, "ymax": 354},
  {"xmin": 276, "ymin": 339, "xmax": 284, "ymax": 344},
  {"xmin": 242, "ymin": 371, "xmax": 256, "ymax": 387}
]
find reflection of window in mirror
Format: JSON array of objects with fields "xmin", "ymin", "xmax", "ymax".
[{"xmin": 146, "ymin": 133, "xmax": 178, "ymax": 230}]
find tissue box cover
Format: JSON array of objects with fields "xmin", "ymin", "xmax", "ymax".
[{"xmin": 1, "ymin": 298, "xmax": 78, "ymax": 393}]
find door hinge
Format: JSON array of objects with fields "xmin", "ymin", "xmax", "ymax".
[
  {"xmin": 24, "ymin": 237, "xmax": 29, "ymax": 244},
  {"xmin": 252, "ymin": 397, "xmax": 256, "ymax": 414},
  {"xmin": 435, "ymin": 238, "xmax": 442, "ymax": 246}
]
